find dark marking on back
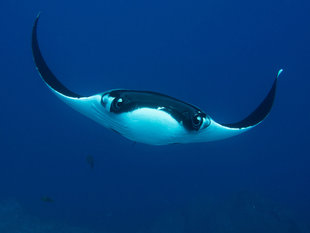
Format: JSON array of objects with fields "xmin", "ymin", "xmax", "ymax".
[{"xmin": 108, "ymin": 90, "xmax": 207, "ymax": 131}]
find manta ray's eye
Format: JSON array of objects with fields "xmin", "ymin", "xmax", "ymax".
[
  {"xmin": 192, "ymin": 114, "xmax": 203, "ymax": 130},
  {"xmin": 116, "ymin": 98, "xmax": 123, "ymax": 107},
  {"xmin": 111, "ymin": 97, "xmax": 124, "ymax": 112}
]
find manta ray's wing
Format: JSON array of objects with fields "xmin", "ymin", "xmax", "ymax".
[
  {"xmin": 32, "ymin": 14, "xmax": 111, "ymax": 128},
  {"xmin": 222, "ymin": 71, "xmax": 281, "ymax": 129},
  {"xmin": 32, "ymin": 13, "xmax": 83, "ymax": 99},
  {"xmin": 191, "ymin": 70, "xmax": 282, "ymax": 143}
]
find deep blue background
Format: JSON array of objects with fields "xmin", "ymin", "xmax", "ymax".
[{"xmin": 0, "ymin": 0, "xmax": 309, "ymax": 232}]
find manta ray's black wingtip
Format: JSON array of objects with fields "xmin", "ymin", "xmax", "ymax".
[
  {"xmin": 36, "ymin": 12, "xmax": 41, "ymax": 20},
  {"xmin": 32, "ymin": 14, "xmax": 82, "ymax": 98},
  {"xmin": 223, "ymin": 69, "xmax": 283, "ymax": 129}
]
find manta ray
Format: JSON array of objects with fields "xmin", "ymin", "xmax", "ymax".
[{"xmin": 32, "ymin": 14, "xmax": 282, "ymax": 145}]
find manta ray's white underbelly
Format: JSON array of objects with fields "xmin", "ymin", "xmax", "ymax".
[
  {"xmin": 113, "ymin": 108, "xmax": 186, "ymax": 145},
  {"xmin": 57, "ymin": 93, "xmax": 184, "ymax": 145},
  {"xmin": 53, "ymin": 92, "xmax": 251, "ymax": 145}
]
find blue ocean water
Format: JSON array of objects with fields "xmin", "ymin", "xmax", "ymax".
[{"xmin": 0, "ymin": 0, "xmax": 309, "ymax": 232}]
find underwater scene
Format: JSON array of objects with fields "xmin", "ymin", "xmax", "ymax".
[{"xmin": 1, "ymin": 0, "xmax": 310, "ymax": 232}]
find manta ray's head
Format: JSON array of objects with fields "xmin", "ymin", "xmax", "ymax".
[
  {"xmin": 101, "ymin": 90, "xmax": 211, "ymax": 131},
  {"xmin": 99, "ymin": 89, "xmax": 213, "ymax": 144}
]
